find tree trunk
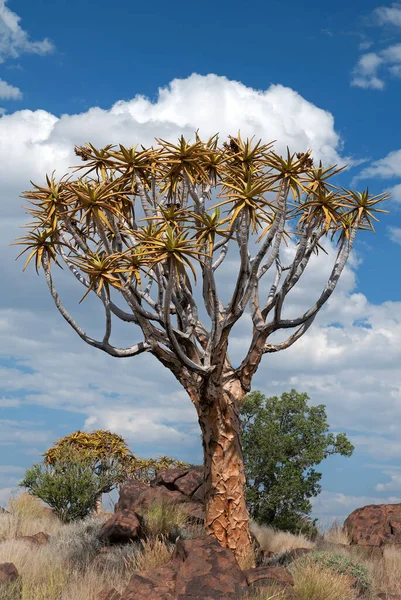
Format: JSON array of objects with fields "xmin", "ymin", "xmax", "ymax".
[{"xmin": 197, "ymin": 377, "xmax": 255, "ymax": 567}]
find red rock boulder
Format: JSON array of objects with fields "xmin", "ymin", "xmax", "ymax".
[
  {"xmin": 344, "ymin": 503, "xmax": 401, "ymax": 547},
  {"xmin": 121, "ymin": 564, "xmax": 177, "ymax": 600},
  {"xmin": 116, "ymin": 468, "xmax": 205, "ymax": 525},
  {"xmin": 244, "ymin": 565, "xmax": 294, "ymax": 589},
  {"xmin": 171, "ymin": 536, "xmax": 248, "ymax": 599},
  {"xmin": 119, "ymin": 536, "xmax": 248, "ymax": 600},
  {"xmin": 15, "ymin": 532, "xmax": 50, "ymax": 546},
  {"xmin": 99, "ymin": 510, "xmax": 143, "ymax": 544},
  {"xmin": 0, "ymin": 563, "xmax": 19, "ymax": 584}
]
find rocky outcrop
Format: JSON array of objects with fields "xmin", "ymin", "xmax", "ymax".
[
  {"xmin": 243, "ymin": 565, "xmax": 294, "ymax": 588},
  {"xmin": 113, "ymin": 536, "xmax": 294, "ymax": 600},
  {"xmin": 114, "ymin": 467, "xmax": 205, "ymax": 530},
  {"xmin": 122, "ymin": 564, "xmax": 177, "ymax": 600},
  {"xmin": 344, "ymin": 503, "xmax": 401, "ymax": 547},
  {"xmin": 171, "ymin": 536, "xmax": 248, "ymax": 599}
]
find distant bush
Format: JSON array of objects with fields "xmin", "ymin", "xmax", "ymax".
[{"xmin": 20, "ymin": 447, "xmax": 119, "ymax": 523}]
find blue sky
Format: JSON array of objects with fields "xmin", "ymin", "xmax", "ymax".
[{"xmin": 1, "ymin": 0, "xmax": 401, "ymax": 527}]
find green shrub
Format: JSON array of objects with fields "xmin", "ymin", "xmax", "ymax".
[
  {"xmin": 20, "ymin": 448, "xmax": 120, "ymax": 523},
  {"xmin": 290, "ymin": 550, "xmax": 373, "ymax": 596}
]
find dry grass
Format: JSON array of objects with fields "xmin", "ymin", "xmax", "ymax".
[
  {"xmin": 7, "ymin": 493, "xmax": 48, "ymax": 521},
  {"xmin": 0, "ymin": 511, "xmax": 62, "ymax": 542},
  {"xmin": 0, "ymin": 492, "xmax": 62, "ymax": 542},
  {"xmin": 2, "ymin": 494, "xmax": 401, "ymax": 599},
  {"xmin": 241, "ymin": 586, "xmax": 288, "ymax": 600},
  {"xmin": 250, "ymin": 519, "xmax": 315, "ymax": 554},
  {"xmin": 323, "ymin": 520, "xmax": 351, "ymax": 546},
  {"xmin": 366, "ymin": 545, "xmax": 401, "ymax": 597},
  {"xmin": 291, "ymin": 560, "xmax": 358, "ymax": 600},
  {"xmin": 142, "ymin": 500, "xmax": 188, "ymax": 540},
  {"xmin": 124, "ymin": 535, "xmax": 174, "ymax": 572},
  {"xmin": 0, "ymin": 538, "xmax": 69, "ymax": 599},
  {"xmin": 237, "ymin": 544, "xmax": 258, "ymax": 570}
]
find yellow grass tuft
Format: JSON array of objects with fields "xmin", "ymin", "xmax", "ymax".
[
  {"xmin": 124, "ymin": 535, "xmax": 174, "ymax": 572},
  {"xmin": 291, "ymin": 560, "xmax": 358, "ymax": 600},
  {"xmin": 367, "ymin": 545, "xmax": 401, "ymax": 596},
  {"xmin": 7, "ymin": 493, "xmax": 48, "ymax": 521},
  {"xmin": 324, "ymin": 520, "xmax": 351, "ymax": 546},
  {"xmin": 142, "ymin": 500, "xmax": 188, "ymax": 539}
]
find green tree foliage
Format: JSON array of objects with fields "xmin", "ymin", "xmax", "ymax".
[
  {"xmin": 21, "ymin": 429, "xmax": 189, "ymax": 522},
  {"xmin": 240, "ymin": 390, "xmax": 354, "ymax": 536},
  {"xmin": 44, "ymin": 429, "xmax": 188, "ymax": 485},
  {"xmin": 20, "ymin": 447, "xmax": 120, "ymax": 522}
]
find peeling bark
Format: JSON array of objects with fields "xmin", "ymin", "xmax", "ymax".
[{"xmin": 196, "ymin": 376, "xmax": 255, "ymax": 567}]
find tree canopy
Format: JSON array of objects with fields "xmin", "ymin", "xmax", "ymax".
[
  {"xmin": 43, "ymin": 429, "xmax": 188, "ymax": 485},
  {"xmin": 240, "ymin": 389, "xmax": 354, "ymax": 535}
]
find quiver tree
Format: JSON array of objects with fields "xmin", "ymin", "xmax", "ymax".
[
  {"xmin": 12, "ymin": 133, "xmax": 388, "ymax": 565},
  {"xmin": 43, "ymin": 429, "xmax": 188, "ymax": 512}
]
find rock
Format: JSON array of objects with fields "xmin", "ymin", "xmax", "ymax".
[
  {"xmin": 171, "ymin": 536, "xmax": 248, "ymax": 599},
  {"xmin": 166, "ymin": 469, "xmax": 203, "ymax": 497},
  {"xmin": 344, "ymin": 503, "xmax": 401, "ymax": 547},
  {"xmin": 32, "ymin": 531, "xmax": 50, "ymax": 545},
  {"xmin": 117, "ymin": 484, "xmax": 187, "ymax": 513},
  {"xmin": 0, "ymin": 563, "xmax": 19, "ymax": 584},
  {"xmin": 15, "ymin": 532, "xmax": 50, "ymax": 546},
  {"xmin": 97, "ymin": 589, "xmax": 122, "ymax": 600},
  {"xmin": 265, "ymin": 547, "xmax": 314, "ymax": 568},
  {"xmin": 115, "ymin": 467, "xmax": 205, "ymax": 529},
  {"xmin": 179, "ymin": 502, "xmax": 205, "ymax": 523},
  {"xmin": 115, "ymin": 480, "xmax": 149, "ymax": 512},
  {"xmin": 121, "ymin": 564, "xmax": 177, "ymax": 600},
  {"xmin": 249, "ymin": 531, "xmax": 264, "ymax": 567},
  {"xmin": 116, "ymin": 483, "xmax": 203, "ymax": 527},
  {"xmin": 192, "ymin": 481, "xmax": 206, "ymax": 503},
  {"xmin": 243, "ymin": 565, "xmax": 294, "ymax": 588},
  {"xmin": 99, "ymin": 510, "xmax": 143, "ymax": 544},
  {"xmin": 150, "ymin": 468, "xmax": 197, "ymax": 488}
]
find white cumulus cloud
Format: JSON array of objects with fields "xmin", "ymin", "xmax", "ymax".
[
  {"xmin": 351, "ymin": 52, "xmax": 385, "ymax": 89},
  {"xmin": 374, "ymin": 3, "xmax": 401, "ymax": 27},
  {"xmin": 0, "ymin": 77, "xmax": 21, "ymax": 99},
  {"xmin": 0, "ymin": 0, "xmax": 54, "ymax": 63}
]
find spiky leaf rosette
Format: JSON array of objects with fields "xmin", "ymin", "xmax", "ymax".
[{"xmin": 12, "ymin": 133, "xmax": 389, "ymax": 383}]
